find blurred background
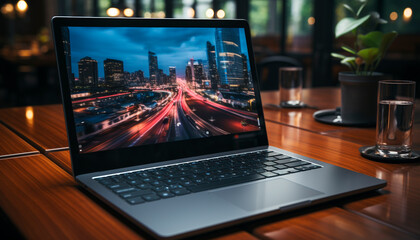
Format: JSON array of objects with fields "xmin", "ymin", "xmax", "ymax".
[{"xmin": 0, "ymin": 0, "xmax": 419, "ymax": 108}]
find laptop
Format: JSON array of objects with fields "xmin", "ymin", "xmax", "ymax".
[{"xmin": 52, "ymin": 16, "xmax": 386, "ymax": 239}]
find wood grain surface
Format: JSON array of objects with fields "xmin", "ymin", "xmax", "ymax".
[
  {"xmin": 45, "ymin": 150, "xmax": 72, "ymax": 174},
  {"xmin": 0, "ymin": 155, "xmax": 145, "ymax": 240},
  {"xmin": 0, "ymin": 105, "xmax": 68, "ymax": 152},
  {"xmin": 0, "ymin": 123, "xmax": 38, "ymax": 158},
  {"xmin": 252, "ymin": 207, "xmax": 417, "ymax": 240},
  {"xmin": 214, "ymin": 232, "xmax": 259, "ymax": 240},
  {"xmin": 266, "ymin": 121, "xmax": 420, "ymax": 237}
]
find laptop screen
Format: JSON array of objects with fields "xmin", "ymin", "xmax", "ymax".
[{"xmin": 61, "ymin": 26, "xmax": 262, "ymax": 154}]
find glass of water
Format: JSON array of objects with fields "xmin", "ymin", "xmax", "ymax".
[
  {"xmin": 375, "ymin": 80, "xmax": 416, "ymax": 158},
  {"xmin": 279, "ymin": 67, "xmax": 303, "ymax": 107}
]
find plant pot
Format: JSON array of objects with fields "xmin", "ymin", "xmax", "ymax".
[{"xmin": 339, "ymin": 72, "xmax": 391, "ymax": 126}]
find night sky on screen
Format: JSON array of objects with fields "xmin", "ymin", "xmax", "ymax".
[{"xmin": 68, "ymin": 27, "xmax": 250, "ymax": 78}]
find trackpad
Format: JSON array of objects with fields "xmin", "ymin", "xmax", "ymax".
[{"xmin": 214, "ymin": 178, "xmax": 323, "ymax": 212}]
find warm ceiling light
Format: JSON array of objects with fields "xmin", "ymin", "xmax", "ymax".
[
  {"xmin": 389, "ymin": 11, "xmax": 398, "ymax": 21},
  {"xmin": 403, "ymin": 7, "xmax": 412, "ymax": 20},
  {"xmin": 187, "ymin": 7, "xmax": 195, "ymax": 18},
  {"xmin": 106, "ymin": 7, "xmax": 120, "ymax": 17},
  {"xmin": 1, "ymin": 3, "xmax": 14, "ymax": 14},
  {"xmin": 16, "ymin": 0, "xmax": 28, "ymax": 13},
  {"xmin": 307, "ymin": 16, "xmax": 315, "ymax": 25},
  {"xmin": 216, "ymin": 9, "xmax": 225, "ymax": 19},
  {"xmin": 206, "ymin": 8, "xmax": 214, "ymax": 18},
  {"xmin": 123, "ymin": 8, "xmax": 134, "ymax": 17}
]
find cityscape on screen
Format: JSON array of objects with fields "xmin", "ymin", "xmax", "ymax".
[{"xmin": 62, "ymin": 27, "xmax": 260, "ymax": 153}]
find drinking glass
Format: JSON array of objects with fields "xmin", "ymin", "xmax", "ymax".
[
  {"xmin": 375, "ymin": 80, "xmax": 416, "ymax": 158},
  {"xmin": 279, "ymin": 67, "xmax": 303, "ymax": 107}
]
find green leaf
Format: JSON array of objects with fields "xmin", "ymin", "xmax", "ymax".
[
  {"xmin": 331, "ymin": 53, "xmax": 346, "ymax": 59},
  {"xmin": 359, "ymin": 31, "xmax": 383, "ymax": 48},
  {"xmin": 343, "ymin": 4, "xmax": 355, "ymax": 15},
  {"xmin": 340, "ymin": 57, "xmax": 356, "ymax": 69},
  {"xmin": 378, "ymin": 31, "xmax": 398, "ymax": 56},
  {"xmin": 358, "ymin": 48, "xmax": 379, "ymax": 66},
  {"xmin": 335, "ymin": 15, "xmax": 371, "ymax": 38},
  {"xmin": 356, "ymin": 3, "xmax": 366, "ymax": 17},
  {"xmin": 341, "ymin": 46, "xmax": 356, "ymax": 54}
]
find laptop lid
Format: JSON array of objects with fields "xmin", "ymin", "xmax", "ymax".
[{"xmin": 52, "ymin": 17, "xmax": 268, "ymax": 176}]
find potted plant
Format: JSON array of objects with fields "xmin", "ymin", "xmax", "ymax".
[{"xmin": 331, "ymin": 0, "xmax": 397, "ymax": 125}]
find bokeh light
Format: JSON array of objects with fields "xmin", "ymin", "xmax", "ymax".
[
  {"xmin": 123, "ymin": 8, "xmax": 134, "ymax": 17},
  {"xmin": 216, "ymin": 9, "xmax": 225, "ymax": 19},
  {"xmin": 106, "ymin": 7, "xmax": 120, "ymax": 17},
  {"xmin": 206, "ymin": 8, "xmax": 214, "ymax": 18}
]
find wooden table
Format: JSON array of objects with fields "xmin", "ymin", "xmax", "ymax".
[
  {"xmin": 0, "ymin": 87, "xmax": 419, "ymax": 239},
  {"xmin": 0, "ymin": 105, "xmax": 68, "ymax": 152},
  {"xmin": 0, "ymin": 123, "xmax": 38, "ymax": 158}
]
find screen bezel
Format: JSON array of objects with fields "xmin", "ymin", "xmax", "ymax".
[{"xmin": 52, "ymin": 16, "xmax": 269, "ymax": 176}]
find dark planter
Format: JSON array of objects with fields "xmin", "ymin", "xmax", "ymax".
[{"xmin": 339, "ymin": 72, "xmax": 391, "ymax": 125}]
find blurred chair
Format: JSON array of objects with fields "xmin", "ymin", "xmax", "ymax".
[{"xmin": 256, "ymin": 56, "xmax": 303, "ymax": 90}]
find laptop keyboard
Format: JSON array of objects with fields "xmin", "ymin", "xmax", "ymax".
[{"xmin": 95, "ymin": 150, "xmax": 322, "ymax": 205}]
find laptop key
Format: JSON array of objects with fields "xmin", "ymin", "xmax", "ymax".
[
  {"xmin": 155, "ymin": 175, "xmax": 166, "ymax": 180},
  {"xmin": 268, "ymin": 152, "xmax": 282, "ymax": 157},
  {"xmin": 288, "ymin": 169, "xmax": 300, "ymax": 173},
  {"xmin": 136, "ymin": 183, "xmax": 152, "ymax": 189},
  {"xmin": 275, "ymin": 155, "xmax": 292, "ymax": 160},
  {"xmin": 274, "ymin": 158, "xmax": 298, "ymax": 164},
  {"xmin": 181, "ymin": 181, "xmax": 195, "ymax": 187},
  {"xmin": 273, "ymin": 169, "xmax": 290, "ymax": 175},
  {"xmin": 265, "ymin": 157, "xmax": 277, "ymax": 161},
  {"xmin": 97, "ymin": 178, "xmax": 114, "ymax": 185},
  {"xmin": 168, "ymin": 184, "xmax": 184, "ymax": 190},
  {"xmin": 261, "ymin": 171, "xmax": 278, "ymax": 177},
  {"xmin": 127, "ymin": 180, "xmax": 142, "ymax": 185},
  {"xmin": 110, "ymin": 177, "xmax": 124, "ymax": 183},
  {"xmin": 285, "ymin": 161, "xmax": 310, "ymax": 168},
  {"xmin": 188, "ymin": 174, "xmax": 265, "ymax": 193},
  {"xmin": 151, "ymin": 180, "xmax": 164, "ymax": 186},
  {"xmin": 137, "ymin": 172, "xmax": 151, "ymax": 178},
  {"xmin": 142, "ymin": 193, "xmax": 161, "ymax": 202},
  {"xmin": 126, "ymin": 196, "xmax": 145, "ymax": 205},
  {"xmin": 119, "ymin": 189, "xmax": 154, "ymax": 199},
  {"xmin": 108, "ymin": 183, "xmax": 131, "ymax": 189},
  {"xmin": 295, "ymin": 165, "xmax": 321, "ymax": 171},
  {"xmin": 274, "ymin": 164, "xmax": 288, "ymax": 170},
  {"xmin": 264, "ymin": 166, "xmax": 277, "ymax": 171},
  {"xmin": 157, "ymin": 191, "xmax": 175, "ymax": 198},
  {"xmin": 171, "ymin": 188, "xmax": 190, "ymax": 196},
  {"xmin": 153, "ymin": 186, "xmax": 169, "ymax": 192},
  {"xmin": 114, "ymin": 187, "xmax": 137, "ymax": 193},
  {"xmin": 263, "ymin": 161, "xmax": 276, "ymax": 166},
  {"xmin": 142, "ymin": 177, "xmax": 154, "ymax": 183}
]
